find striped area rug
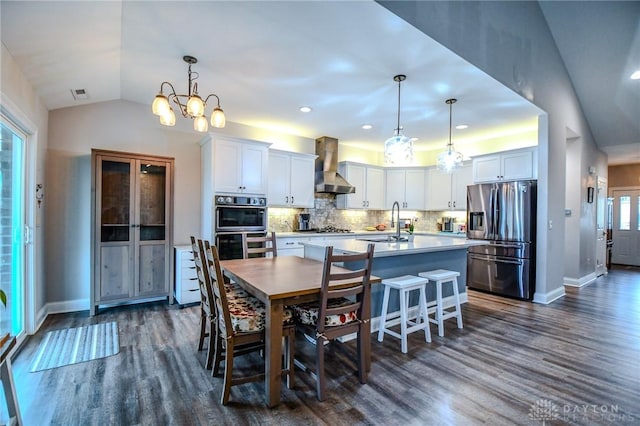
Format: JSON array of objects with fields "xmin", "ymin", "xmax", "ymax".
[{"xmin": 30, "ymin": 322, "xmax": 119, "ymax": 372}]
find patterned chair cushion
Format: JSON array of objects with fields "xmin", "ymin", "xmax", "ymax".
[
  {"xmin": 293, "ymin": 297, "xmax": 358, "ymax": 327},
  {"xmin": 218, "ymin": 296, "xmax": 294, "ymax": 333}
]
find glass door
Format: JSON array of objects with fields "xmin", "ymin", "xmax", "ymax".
[
  {"xmin": 611, "ymin": 189, "xmax": 640, "ymax": 266},
  {"xmin": 0, "ymin": 118, "xmax": 25, "ymax": 338}
]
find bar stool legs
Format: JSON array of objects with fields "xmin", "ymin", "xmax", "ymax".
[
  {"xmin": 378, "ymin": 275, "xmax": 431, "ymax": 353},
  {"xmin": 418, "ymin": 269, "xmax": 463, "ymax": 337}
]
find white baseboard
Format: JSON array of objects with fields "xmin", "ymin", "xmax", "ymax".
[
  {"xmin": 564, "ymin": 272, "xmax": 597, "ymax": 288},
  {"xmin": 533, "ymin": 286, "xmax": 566, "ymax": 304},
  {"xmin": 46, "ymin": 298, "xmax": 90, "ymax": 315},
  {"xmin": 339, "ymin": 292, "xmax": 468, "ymax": 343}
]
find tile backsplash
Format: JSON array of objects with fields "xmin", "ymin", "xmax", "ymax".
[{"xmin": 268, "ymin": 194, "xmax": 467, "ymax": 232}]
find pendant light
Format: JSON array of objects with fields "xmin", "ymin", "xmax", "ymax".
[
  {"xmin": 436, "ymin": 98, "xmax": 464, "ymax": 173},
  {"xmin": 384, "ymin": 74, "xmax": 413, "ymax": 164},
  {"xmin": 152, "ymin": 55, "xmax": 226, "ymax": 132}
]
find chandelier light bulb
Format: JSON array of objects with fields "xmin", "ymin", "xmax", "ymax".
[
  {"xmin": 384, "ymin": 74, "xmax": 413, "ymax": 164},
  {"xmin": 159, "ymin": 108, "xmax": 176, "ymax": 126},
  {"xmin": 186, "ymin": 95, "xmax": 205, "ymax": 117},
  {"xmin": 194, "ymin": 115, "xmax": 209, "ymax": 132},
  {"xmin": 152, "ymin": 94, "xmax": 170, "ymax": 116},
  {"xmin": 211, "ymin": 106, "xmax": 226, "ymax": 128}
]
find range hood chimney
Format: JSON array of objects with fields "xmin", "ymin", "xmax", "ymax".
[{"xmin": 314, "ymin": 136, "xmax": 356, "ymax": 194}]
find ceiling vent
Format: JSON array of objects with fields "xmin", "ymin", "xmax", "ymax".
[{"xmin": 70, "ymin": 89, "xmax": 89, "ymax": 101}]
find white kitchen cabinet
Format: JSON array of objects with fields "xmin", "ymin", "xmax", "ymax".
[
  {"xmin": 268, "ymin": 150, "xmax": 316, "ymax": 208},
  {"xmin": 174, "ymin": 245, "xmax": 200, "ymax": 305},
  {"xmin": 276, "ymin": 237, "xmax": 307, "ymax": 257},
  {"xmin": 426, "ymin": 163, "xmax": 472, "ymax": 211},
  {"xmin": 211, "ymin": 137, "xmax": 270, "ymax": 194},
  {"xmin": 385, "ymin": 168, "xmax": 426, "ymax": 210},
  {"xmin": 473, "ymin": 147, "xmax": 537, "ymax": 183},
  {"xmin": 336, "ymin": 162, "xmax": 385, "ymax": 210}
]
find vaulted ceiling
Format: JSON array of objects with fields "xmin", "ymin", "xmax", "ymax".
[{"xmin": 1, "ymin": 1, "xmax": 638, "ymax": 164}]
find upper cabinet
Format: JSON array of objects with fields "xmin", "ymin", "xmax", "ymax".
[
  {"xmin": 336, "ymin": 162, "xmax": 385, "ymax": 210},
  {"xmin": 268, "ymin": 150, "xmax": 316, "ymax": 208},
  {"xmin": 211, "ymin": 137, "xmax": 270, "ymax": 194},
  {"xmin": 472, "ymin": 147, "xmax": 537, "ymax": 183},
  {"xmin": 385, "ymin": 168, "xmax": 426, "ymax": 210},
  {"xmin": 426, "ymin": 163, "xmax": 472, "ymax": 211}
]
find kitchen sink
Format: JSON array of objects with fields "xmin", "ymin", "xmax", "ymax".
[{"xmin": 356, "ymin": 236, "xmax": 408, "ymax": 243}]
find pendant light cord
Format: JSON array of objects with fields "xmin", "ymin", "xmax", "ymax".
[
  {"xmin": 446, "ymin": 98, "xmax": 457, "ymax": 152},
  {"xmin": 393, "ymin": 75, "xmax": 406, "ymax": 136}
]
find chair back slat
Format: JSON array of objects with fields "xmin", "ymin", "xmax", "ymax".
[
  {"xmin": 243, "ymin": 231, "xmax": 277, "ymax": 258},
  {"xmin": 316, "ymin": 244, "xmax": 375, "ymax": 335},
  {"xmin": 190, "ymin": 236, "xmax": 214, "ymax": 315}
]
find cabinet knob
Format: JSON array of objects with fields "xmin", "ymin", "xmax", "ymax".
[
  {"xmin": 291, "ymin": 196, "xmax": 294, "ymax": 204},
  {"xmin": 285, "ymin": 196, "xmax": 289, "ymax": 203}
]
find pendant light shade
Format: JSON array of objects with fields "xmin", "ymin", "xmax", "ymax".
[
  {"xmin": 384, "ymin": 74, "xmax": 413, "ymax": 164},
  {"xmin": 436, "ymin": 98, "xmax": 464, "ymax": 173}
]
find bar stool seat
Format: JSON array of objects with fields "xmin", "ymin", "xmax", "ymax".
[
  {"xmin": 418, "ymin": 269, "xmax": 463, "ymax": 337},
  {"xmin": 377, "ymin": 275, "xmax": 431, "ymax": 353}
]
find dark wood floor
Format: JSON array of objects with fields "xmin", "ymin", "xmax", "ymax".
[{"xmin": 10, "ymin": 265, "xmax": 640, "ymax": 425}]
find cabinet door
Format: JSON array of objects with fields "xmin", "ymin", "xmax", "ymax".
[
  {"xmin": 502, "ymin": 150, "xmax": 534, "ymax": 180},
  {"xmin": 337, "ymin": 163, "xmax": 367, "ymax": 209},
  {"xmin": 426, "ymin": 168, "xmax": 453, "ymax": 210},
  {"xmin": 97, "ymin": 156, "xmax": 135, "ymax": 301},
  {"xmin": 385, "ymin": 169, "xmax": 406, "ymax": 207},
  {"xmin": 135, "ymin": 160, "xmax": 170, "ymax": 296},
  {"xmin": 366, "ymin": 167, "xmax": 385, "ymax": 209},
  {"xmin": 241, "ymin": 143, "xmax": 268, "ymax": 194},
  {"xmin": 268, "ymin": 152, "xmax": 291, "ymax": 206},
  {"xmin": 214, "ymin": 139, "xmax": 243, "ymax": 193},
  {"xmin": 473, "ymin": 155, "xmax": 502, "ymax": 183},
  {"xmin": 404, "ymin": 169, "xmax": 426, "ymax": 210},
  {"xmin": 452, "ymin": 163, "xmax": 473, "ymax": 210},
  {"xmin": 289, "ymin": 155, "xmax": 315, "ymax": 207}
]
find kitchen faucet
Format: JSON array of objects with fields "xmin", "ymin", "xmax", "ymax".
[{"xmin": 390, "ymin": 201, "xmax": 406, "ymax": 241}]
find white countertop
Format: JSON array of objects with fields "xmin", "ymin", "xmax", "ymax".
[
  {"xmin": 299, "ymin": 235, "xmax": 485, "ymax": 258},
  {"xmin": 276, "ymin": 230, "xmax": 467, "ymax": 238}
]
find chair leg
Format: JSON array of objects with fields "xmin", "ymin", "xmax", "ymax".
[
  {"xmin": 198, "ymin": 307, "xmax": 206, "ymax": 351},
  {"xmin": 205, "ymin": 317, "xmax": 215, "ymax": 370},
  {"xmin": 315, "ymin": 336, "xmax": 326, "ymax": 401},
  {"xmin": 212, "ymin": 323, "xmax": 224, "ymax": 377},
  {"xmin": 377, "ymin": 285, "xmax": 391, "ymax": 342},
  {"xmin": 419, "ymin": 286, "xmax": 431, "ymax": 343},
  {"xmin": 221, "ymin": 340, "xmax": 234, "ymax": 405},
  {"xmin": 452, "ymin": 278, "xmax": 463, "ymax": 329},
  {"xmin": 285, "ymin": 329, "xmax": 295, "ymax": 389},
  {"xmin": 399, "ymin": 288, "xmax": 408, "ymax": 353},
  {"xmin": 357, "ymin": 327, "xmax": 367, "ymax": 384},
  {"xmin": 436, "ymin": 281, "xmax": 444, "ymax": 337}
]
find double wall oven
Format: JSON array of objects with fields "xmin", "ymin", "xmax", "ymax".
[{"xmin": 214, "ymin": 194, "xmax": 267, "ymax": 260}]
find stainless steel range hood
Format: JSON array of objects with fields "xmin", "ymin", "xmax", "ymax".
[{"xmin": 315, "ymin": 136, "xmax": 356, "ymax": 194}]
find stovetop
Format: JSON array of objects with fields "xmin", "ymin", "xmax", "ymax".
[{"xmin": 296, "ymin": 226, "xmax": 353, "ymax": 233}]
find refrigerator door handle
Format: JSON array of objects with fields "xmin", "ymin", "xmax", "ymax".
[{"xmin": 468, "ymin": 253, "xmax": 524, "ymax": 265}]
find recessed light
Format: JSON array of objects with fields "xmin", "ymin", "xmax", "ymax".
[
  {"xmin": 361, "ymin": 124, "xmax": 373, "ymax": 130},
  {"xmin": 456, "ymin": 124, "xmax": 469, "ymax": 130},
  {"xmin": 631, "ymin": 70, "xmax": 640, "ymax": 80},
  {"xmin": 299, "ymin": 106, "xmax": 312, "ymax": 113}
]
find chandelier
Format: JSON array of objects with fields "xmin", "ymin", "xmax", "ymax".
[
  {"xmin": 151, "ymin": 55, "xmax": 226, "ymax": 132},
  {"xmin": 436, "ymin": 98, "xmax": 464, "ymax": 173},
  {"xmin": 384, "ymin": 74, "xmax": 413, "ymax": 164}
]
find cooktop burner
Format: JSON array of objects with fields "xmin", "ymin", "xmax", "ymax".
[{"xmin": 316, "ymin": 226, "xmax": 353, "ymax": 233}]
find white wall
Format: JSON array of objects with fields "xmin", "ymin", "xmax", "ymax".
[
  {"xmin": 1, "ymin": 43, "xmax": 49, "ymax": 331},
  {"xmin": 378, "ymin": 0, "xmax": 606, "ymax": 302}
]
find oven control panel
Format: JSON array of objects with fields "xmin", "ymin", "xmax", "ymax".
[{"xmin": 215, "ymin": 195, "xmax": 266, "ymax": 206}]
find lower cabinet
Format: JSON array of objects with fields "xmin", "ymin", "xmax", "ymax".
[
  {"xmin": 174, "ymin": 245, "xmax": 200, "ymax": 305},
  {"xmin": 276, "ymin": 237, "xmax": 306, "ymax": 257}
]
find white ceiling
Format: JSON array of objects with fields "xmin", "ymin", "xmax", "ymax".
[{"xmin": 1, "ymin": 1, "xmax": 637, "ymax": 164}]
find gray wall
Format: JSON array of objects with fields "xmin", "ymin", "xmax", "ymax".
[
  {"xmin": 47, "ymin": 100, "xmax": 202, "ymax": 306},
  {"xmin": 378, "ymin": 0, "xmax": 606, "ymax": 300}
]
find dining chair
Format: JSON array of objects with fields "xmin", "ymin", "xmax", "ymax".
[
  {"xmin": 242, "ymin": 231, "xmax": 277, "ymax": 258},
  {"xmin": 204, "ymin": 243, "xmax": 296, "ymax": 405},
  {"xmin": 190, "ymin": 236, "xmax": 216, "ymax": 370},
  {"xmin": 293, "ymin": 243, "xmax": 375, "ymax": 401}
]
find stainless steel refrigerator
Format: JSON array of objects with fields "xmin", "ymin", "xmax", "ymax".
[{"xmin": 466, "ymin": 180, "xmax": 537, "ymax": 300}]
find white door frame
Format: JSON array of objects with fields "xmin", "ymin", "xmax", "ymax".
[
  {"xmin": 595, "ymin": 176, "xmax": 607, "ymax": 276},
  {"xmin": 610, "ymin": 186, "xmax": 640, "ymax": 267}
]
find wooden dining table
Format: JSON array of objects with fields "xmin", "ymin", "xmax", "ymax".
[{"xmin": 220, "ymin": 255, "xmax": 380, "ymax": 408}]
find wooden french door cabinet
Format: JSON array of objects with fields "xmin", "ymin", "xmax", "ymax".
[{"xmin": 91, "ymin": 149, "xmax": 174, "ymax": 315}]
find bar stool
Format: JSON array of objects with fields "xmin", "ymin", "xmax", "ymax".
[
  {"xmin": 377, "ymin": 275, "xmax": 431, "ymax": 353},
  {"xmin": 418, "ymin": 269, "xmax": 463, "ymax": 337}
]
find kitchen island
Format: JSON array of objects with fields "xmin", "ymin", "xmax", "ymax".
[{"xmin": 300, "ymin": 235, "xmax": 486, "ymax": 322}]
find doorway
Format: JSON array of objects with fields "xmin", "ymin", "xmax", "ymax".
[
  {"xmin": 611, "ymin": 188, "xmax": 640, "ymax": 266},
  {"xmin": 595, "ymin": 176, "xmax": 607, "ymax": 275}
]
